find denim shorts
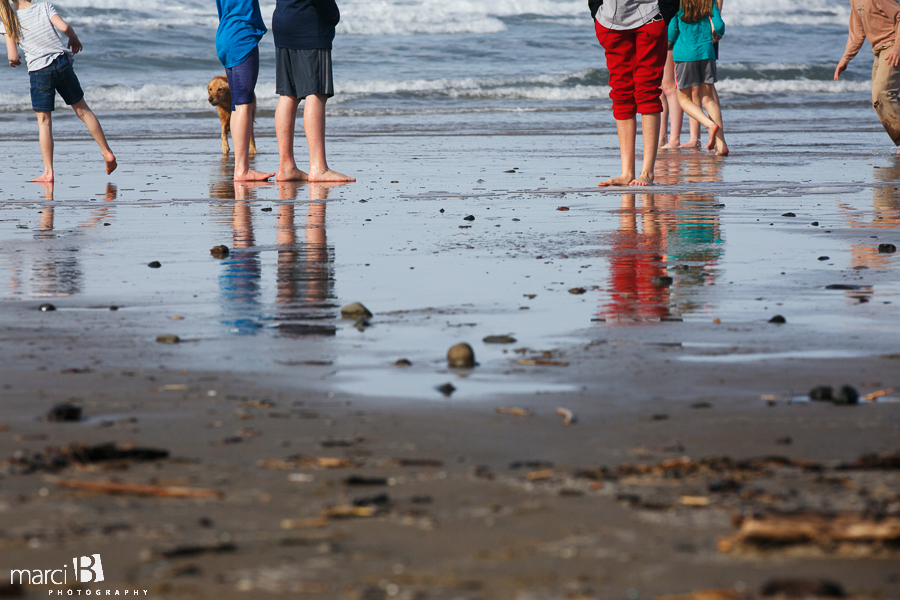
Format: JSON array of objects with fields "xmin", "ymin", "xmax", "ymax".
[{"xmin": 29, "ymin": 53, "xmax": 84, "ymax": 112}]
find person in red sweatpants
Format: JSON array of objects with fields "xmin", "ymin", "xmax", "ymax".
[{"xmin": 592, "ymin": 0, "xmax": 670, "ymax": 187}]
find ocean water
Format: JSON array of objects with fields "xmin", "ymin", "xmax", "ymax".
[{"xmin": 0, "ymin": 0, "xmax": 878, "ymax": 139}]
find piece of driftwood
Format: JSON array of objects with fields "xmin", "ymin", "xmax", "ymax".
[
  {"xmin": 56, "ymin": 479, "xmax": 223, "ymax": 499},
  {"xmin": 718, "ymin": 513, "xmax": 900, "ymax": 553}
]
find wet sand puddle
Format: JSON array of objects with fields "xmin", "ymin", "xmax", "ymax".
[{"xmin": 1, "ymin": 148, "xmax": 899, "ymax": 401}]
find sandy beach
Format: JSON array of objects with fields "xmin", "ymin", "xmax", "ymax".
[{"xmin": 0, "ymin": 122, "xmax": 899, "ymax": 600}]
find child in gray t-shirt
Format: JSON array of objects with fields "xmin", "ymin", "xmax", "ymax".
[{"xmin": 1, "ymin": 0, "xmax": 116, "ymax": 182}]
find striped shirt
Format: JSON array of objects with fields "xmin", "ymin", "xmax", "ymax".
[{"xmin": 0, "ymin": 2, "xmax": 70, "ymax": 72}]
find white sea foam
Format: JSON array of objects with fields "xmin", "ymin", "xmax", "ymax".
[{"xmin": 717, "ymin": 78, "xmax": 870, "ymax": 94}]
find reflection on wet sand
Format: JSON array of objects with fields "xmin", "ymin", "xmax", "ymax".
[
  {"xmin": 601, "ymin": 154, "xmax": 724, "ymax": 323},
  {"xmin": 840, "ymin": 164, "xmax": 900, "ymax": 270},
  {"xmin": 217, "ymin": 179, "xmax": 346, "ymax": 337}
]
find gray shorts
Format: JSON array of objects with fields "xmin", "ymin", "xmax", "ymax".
[
  {"xmin": 675, "ymin": 59, "xmax": 717, "ymax": 89},
  {"xmin": 275, "ymin": 48, "xmax": 334, "ymax": 99}
]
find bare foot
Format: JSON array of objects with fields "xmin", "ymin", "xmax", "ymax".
[
  {"xmin": 598, "ymin": 174, "xmax": 635, "ymax": 187},
  {"xmin": 31, "ymin": 172, "xmax": 53, "ymax": 183},
  {"xmin": 706, "ymin": 125, "xmax": 720, "ymax": 151},
  {"xmin": 716, "ymin": 141, "xmax": 730, "ymax": 156},
  {"xmin": 629, "ymin": 173, "xmax": 654, "ymax": 186},
  {"xmin": 104, "ymin": 151, "xmax": 117, "ymax": 175},
  {"xmin": 276, "ymin": 166, "xmax": 309, "ymax": 181},
  {"xmin": 678, "ymin": 139, "xmax": 701, "ymax": 149},
  {"xmin": 308, "ymin": 167, "xmax": 356, "ymax": 182},
  {"xmin": 660, "ymin": 139, "xmax": 681, "ymax": 150},
  {"xmin": 235, "ymin": 169, "xmax": 275, "ymax": 182}
]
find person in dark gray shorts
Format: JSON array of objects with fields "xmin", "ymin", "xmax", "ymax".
[
  {"xmin": 675, "ymin": 59, "xmax": 716, "ymax": 90},
  {"xmin": 272, "ymin": 0, "xmax": 354, "ymax": 182}
]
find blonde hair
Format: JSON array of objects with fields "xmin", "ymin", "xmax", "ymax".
[
  {"xmin": 681, "ymin": 0, "xmax": 714, "ymax": 23},
  {"xmin": 0, "ymin": 0, "xmax": 22, "ymax": 45}
]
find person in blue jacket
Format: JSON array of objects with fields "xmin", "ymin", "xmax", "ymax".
[
  {"xmin": 216, "ymin": 0, "xmax": 274, "ymax": 180},
  {"xmin": 668, "ymin": 0, "xmax": 729, "ymax": 155},
  {"xmin": 273, "ymin": 0, "xmax": 355, "ymax": 182}
]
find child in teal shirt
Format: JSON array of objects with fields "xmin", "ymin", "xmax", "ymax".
[{"xmin": 668, "ymin": 0, "xmax": 729, "ymax": 155}]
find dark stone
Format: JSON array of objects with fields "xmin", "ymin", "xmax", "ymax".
[
  {"xmin": 509, "ymin": 460, "xmax": 553, "ymax": 470},
  {"xmin": 394, "ymin": 358, "xmax": 412, "ymax": 367},
  {"xmin": 782, "ymin": 212, "xmax": 796, "ymax": 217},
  {"xmin": 878, "ymin": 243, "xmax": 897, "ymax": 253},
  {"xmin": 344, "ymin": 475, "xmax": 388, "ymax": 486},
  {"xmin": 818, "ymin": 256, "xmax": 829, "ymax": 261},
  {"xmin": 352, "ymin": 493, "xmax": 390, "ymax": 507},
  {"xmin": 708, "ymin": 478, "xmax": 741, "ymax": 493},
  {"xmin": 463, "ymin": 215, "xmax": 475, "ymax": 221},
  {"xmin": 811, "ymin": 221, "xmax": 819, "ymax": 226},
  {"xmin": 760, "ymin": 579, "xmax": 846, "ymax": 598},
  {"xmin": 156, "ymin": 334, "xmax": 180, "ymax": 344},
  {"xmin": 47, "ymin": 403, "xmax": 82, "ymax": 422},
  {"xmin": 652, "ymin": 276, "xmax": 673, "ymax": 287},
  {"xmin": 210, "ymin": 245, "xmax": 229, "ymax": 258},
  {"xmin": 483, "ymin": 335, "xmax": 516, "ymax": 344},
  {"xmin": 436, "ymin": 382, "xmax": 456, "ymax": 396},
  {"xmin": 826, "ymin": 284, "xmax": 865, "ymax": 290},
  {"xmin": 38, "ymin": 303, "xmax": 56, "ymax": 312},
  {"xmin": 809, "ymin": 386, "xmax": 833, "ymax": 401},
  {"xmin": 568, "ymin": 287, "xmax": 586, "ymax": 294},
  {"xmin": 261, "ymin": 207, "xmax": 272, "ymax": 212},
  {"xmin": 769, "ymin": 315, "xmax": 786, "ymax": 324},
  {"xmin": 447, "ymin": 343, "xmax": 475, "ymax": 368},
  {"xmin": 341, "ymin": 302, "xmax": 373, "ymax": 319},
  {"xmin": 833, "ymin": 385, "xmax": 859, "ymax": 405},
  {"xmin": 148, "ymin": 261, "xmax": 162, "ymax": 268},
  {"xmin": 109, "ymin": 306, "xmax": 119, "ymax": 311},
  {"xmin": 198, "ymin": 517, "xmax": 214, "ymax": 528}
]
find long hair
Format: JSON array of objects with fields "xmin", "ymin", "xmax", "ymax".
[
  {"xmin": 681, "ymin": 0, "xmax": 714, "ymax": 23},
  {"xmin": 0, "ymin": 0, "xmax": 21, "ymax": 45}
]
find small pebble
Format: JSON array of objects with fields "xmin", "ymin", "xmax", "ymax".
[
  {"xmin": 210, "ymin": 245, "xmax": 230, "ymax": 258},
  {"xmin": 394, "ymin": 359, "xmax": 412, "ymax": 367},
  {"xmin": 483, "ymin": 335, "xmax": 516, "ymax": 344},
  {"xmin": 463, "ymin": 215, "xmax": 475, "ymax": 221},
  {"xmin": 769, "ymin": 315, "xmax": 786, "ymax": 324},
  {"xmin": 148, "ymin": 261, "xmax": 162, "ymax": 268},
  {"xmin": 568, "ymin": 287, "xmax": 586, "ymax": 295},
  {"xmin": 811, "ymin": 221, "xmax": 819, "ymax": 226},
  {"xmin": 39, "ymin": 303, "xmax": 56, "ymax": 312},
  {"xmin": 436, "ymin": 383, "xmax": 456, "ymax": 396},
  {"xmin": 782, "ymin": 212, "xmax": 796, "ymax": 217},
  {"xmin": 156, "ymin": 334, "xmax": 180, "ymax": 344},
  {"xmin": 557, "ymin": 206, "xmax": 570, "ymax": 212},
  {"xmin": 817, "ymin": 256, "xmax": 829, "ymax": 261},
  {"xmin": 47, "ymin": 403, "xmax": 82, "ymax": 422},
  {"xmin": 341, "ymin": 302, "xmax": 373, "ymax": 319},
  {"xmin": 833, "ymin": 385, "xmax": 859, "ymax": 405},
  {"xmin": 878, "ymin": 243, "xmax": 896, "ymax": 254},
  {"xmin": 261, "ymin": 207, "xmax": 272, "ymax": 212},
  {"xmin": 447, "ymin": 343, "xmax": 475, "ymax": 368},
  {"xmin": 809, "ymin": 386, "xmax": 833, "ymax": 401}
]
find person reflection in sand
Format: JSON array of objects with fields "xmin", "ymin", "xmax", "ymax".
[
  {"xmin": 218, "ymin": 180, "xmax": 346, "ymax": 335},
  {"xmin": 838, "ymin": 163, "xmax": 900, "ymax": 270},
  {"xmin": 601, "ymin": 192, "xmax": 723, "ymax": 322}
]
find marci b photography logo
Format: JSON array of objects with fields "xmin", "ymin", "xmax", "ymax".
[{"xmin": 9, "ymin": 554, "xmax": 147, "ymax": 595}]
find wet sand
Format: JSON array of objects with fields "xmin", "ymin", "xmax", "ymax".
[{"xmin": 1, "ymin": 129, "xmax": 899, "ymax": 599}]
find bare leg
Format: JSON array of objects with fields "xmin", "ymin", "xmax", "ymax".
[
  {"xmin": 632, "ymin": 112, "xmax": 661, "ymax": 186},
  {"xmin": 599, "ymin": 117, "xmax": 636, "ymax": 187},
  {"xmin": 275, "ymin": 95, "xmax": 309, "ymax": 181},
  {"xmin": 33, "ymin": 111, "xmax": 54, "ymax": 182},
  {"xmin": 304, "ymin": 94, "xmax": 355, "ymax": 182},
  {"xmin": 658, "ymin": 91, "xmax": 669, "ymax": 149},
  {"xmin": 699, "ymin": 83, "xmax": 729, "ymax": 155},
  {"xmin": 660, "ymin": 52, "xmax": 683, "ymax": 149},
  {"xmin": 231, "ymin": 103, "xmax": 273, "ymax": 181},
  {"xmin": 676, "ymin": 88, "xmax": 719, "ymax": 149},
  {"xmin": 70, "ymin": 99, "xmax": 117, "ymax": 175},
  {"xmin": 679, "ymin": 86, "xmax": 702, "ymax": 148}
]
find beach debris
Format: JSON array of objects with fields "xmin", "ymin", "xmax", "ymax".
[
  {"xmin": 261, "ymin": 207, "xmax": 272, "ymax": 212},
  {"xmin": 340, "ymin": 302, "xmax": 372, "ymax": 319},
  {"xmin": 344, "ymin": 475, "xmax": 388, "ymax": 486},
  {"xmin": 679, "ymin": 495, "xmax": 710, "ymax": 507},
  {"xmin": 280, "ymin": 517, "xmax": 329, "ymax": 529},
  {"xmin": 496, "ymin": 407, "xmax": 533, "ymax": 417},
  {"xmin": 171, "ymin": 315, "xmax": 184, "ymax": 320},
  {"xmin": 568, "ymin": 287, "xmax": 586, "ymax": 294},
  {"xmin": 394, "ymin": 358, "xmax": 412, "ymax": 367},
  {"xmin": 556, "ymin": 407, "xmax": 577, "ymax": 425},
  {"xmin": 768, "ymin": 315, "xmax": 786, "ymax": 324},
  {"xmin": 3, "ymin": 442, "xmax": 168, "ymax": 474},
  {"xmin": 653, "ymin": 276, "xmax": 674, "ymax": 287},
  {"xmin": 159, "ymin": 543, "xmax": 236, "ymax": 559},
  {"xmin": 557, "ymin": 206, "xmax": 570, "ymax": 211},
  {"xmin": 38, "ymin": 303, "xmax": 56, "ymax": 312},
  {"xmin": 863, "ymin": 387, "xmax": 894, "ymax": 402},
  {"xmin": 353, "ymin": 493, "xmax": 390, "ymax": 507},
  {"xmin": 258, "ymin": 455, "xmax": 354, "ymax": 470},
  {"xmin": 210, "ymin": 245, "xmax": 229, "ymax": 258},
  {"xmin": 483, "ymin": 335, "xmax": 516, "ymax": 344},
  {"xmin": 395, "ymin": 458, "xmax": 443, "ymax": 467},
  {"xmin": 436, "ymin": 382, "xmax": 456, "ymax": 396},
  {"xmin": 526, "ymin": 469, "xmax": 554, "ymax": 481},
  {"xmin": 809, "ymin": 385, "xmax": 858, "ymax": 405},
  {"xmin": 518, "ymin": 359, "xmax": 569, "ymax": 367},
  {"xmin": 463, "ymin": 215, "xmax": 475, "ymax": 221},
  {"xmin": 818, "ymin": 256, "xmax": 830, "ymax": 261},
  {"xmin": 504, "ymin": 169, "xmax": 516, "ymax": 173},
  {"xmin": 781, "ymin": 212, "xmax": 796, "ymax": 217},
  {"xmin": 654, "ymin": 589, "xmax": 739, "ymax": 600},
  {"xmin": 148, "ymin": 261, "xmax": 161, "ymax": 268},
  {"xmin": 878, "ymin": 243, "xmax": 897, "ymax": 253},
  {"xmin": 156, "ymin": 334, "xmax": 180, "ymax": 344},
  {"xmin": 281, "ymin": 504, "xmax": 377, "ymax": 530},
  {"xmin": 447, "ymin": 342, "xmax": 475, "ymax": 368},
  {"xmin": 56, "ymin": 479, "xmax": 222, "ymax": 499},
  {"xmin": 46, "ymin": 403, "xmax": 82, "ymax": 422},
  {"xmin": 718, "ymin": 513, "xmax": 900, "ymax": 554}
]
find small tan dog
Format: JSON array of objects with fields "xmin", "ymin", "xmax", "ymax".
[{"xmin": 207, "ymin": 75, "xmax": 257, "ymax": 155}]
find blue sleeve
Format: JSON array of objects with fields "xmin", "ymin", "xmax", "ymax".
[
  {"xmin": 711, "ymin": 3, "xmax": 724, "ymax": 37},
  {"xmin": 667, "ymin": 15, "xmax": 679, "ymax": 44},
  {"xmin": 311, "ymin": 0, "xmax": 340, "ymax": 25}
]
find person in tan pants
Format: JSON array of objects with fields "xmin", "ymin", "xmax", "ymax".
[{"xmin": 835, "ymin": 0, "xmax": 900, "ymax": 151}]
